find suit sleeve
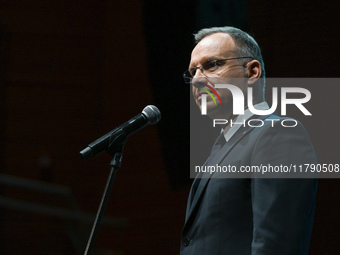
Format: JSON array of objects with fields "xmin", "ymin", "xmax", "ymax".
[{"xmin": 250, "ymin": 120, "xmax": 318, "ymax": 255}]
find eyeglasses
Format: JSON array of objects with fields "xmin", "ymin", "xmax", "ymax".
[{"xmin": 183, "ymin": 56, "xmax": 254, "ymax": 84}]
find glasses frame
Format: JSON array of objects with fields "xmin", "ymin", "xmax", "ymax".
[{"xmin": 183, "ymin": 56, "xmax": 254, "ymax": 84}]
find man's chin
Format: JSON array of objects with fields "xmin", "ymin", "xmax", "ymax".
[{"xmin": 202, "ymin": 104, "xmax": 221, "ymax": 119}]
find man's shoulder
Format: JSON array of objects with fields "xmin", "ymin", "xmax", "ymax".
[
  {"xmin": 249, "ymin": 113, "xmax": 309, "ymax": 138},
  {"xmin": 264, "ymin": 113, "xmax": 297, "ymax": 121},
  {"xmin": 260, "ymin": 114, "xmax": 304, "ymax": 127}
]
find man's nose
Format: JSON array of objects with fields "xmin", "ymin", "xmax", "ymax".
[
  {"xmin": 192, "ymin": 68, "xmax": 207, "ymax": 88},
  {"xmin": 192, "ymin": 78, "xmax": 207, "ymax": 88},
  {"xmin": 192, "ymin": 69, "xmax": 207, "ymax": 88},
  {"xmin": 193, "ymin": 67, "xmax": 205, "ymax": 78}
]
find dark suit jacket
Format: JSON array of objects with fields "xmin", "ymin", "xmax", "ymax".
[{"xmin": 181, "ymin": 115, "xmax": 318, "ymax": 255}]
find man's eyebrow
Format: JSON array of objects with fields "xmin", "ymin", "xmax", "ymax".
[{"xmin": 189, "ymin": 57, "xmax": 215, "ymax": 69}]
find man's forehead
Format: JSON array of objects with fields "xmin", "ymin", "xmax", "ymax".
[
  {"xmin": 197, "ymin": 32, "xmax": 232, "ymax": 47},
  {"xmin": 190, "ymin": 33, "xmax": 236, "ymax": 64}
]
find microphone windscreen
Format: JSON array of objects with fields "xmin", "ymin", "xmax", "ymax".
[{"xmin": 142, "ymin": 105, "xmax": 161, "ymax": 124}]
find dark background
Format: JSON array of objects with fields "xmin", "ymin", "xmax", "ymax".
[{"xmin": 0, "ymin": 0, "xmax": 339, "ymax": 254}]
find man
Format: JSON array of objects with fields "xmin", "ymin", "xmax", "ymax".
[{"xmin": 180, "ymin": 26, "xmax": 317, "ymax": 255}]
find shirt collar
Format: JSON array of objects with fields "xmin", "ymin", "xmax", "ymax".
[{"xmin": 223, "ymin": 101, "xmax": 270, "ymax": 142}]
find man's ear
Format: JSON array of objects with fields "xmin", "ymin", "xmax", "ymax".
[{"xmin": 246, "ymin": 60, "xmax": 262, "ymax": 86}]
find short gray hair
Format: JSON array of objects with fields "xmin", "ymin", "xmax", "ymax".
[{"xmin": 194, "ymin": 26, "xmax": 266, "ymax": 80}]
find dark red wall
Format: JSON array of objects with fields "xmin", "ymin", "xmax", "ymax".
[
  {"xmin": 0, "ymin": 1, "xmax": 189, "ymax": 254},
  {"xmin": 0, "ymin": 1, "xmax": 339, "ymax": 254}
]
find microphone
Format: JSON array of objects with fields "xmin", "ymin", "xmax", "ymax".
[{"xmin": 79, "ymin": 105, "xmax": 161, "ymax": 160}]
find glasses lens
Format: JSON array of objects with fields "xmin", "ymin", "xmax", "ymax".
[
  {"xmin": 183, "ymin": 70, "xmax": 193, "ymax": 84},
  {"xmin": 202, "ymin": 60, "xmax": 218, "ymax": 72}
]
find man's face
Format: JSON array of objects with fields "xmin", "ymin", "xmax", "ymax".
[{"xmin": 189, "ymin": 33, "xmax": 249, "ymax": 119}]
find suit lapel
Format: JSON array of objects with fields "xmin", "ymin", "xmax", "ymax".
[{"xmin": 184, "ymin": 115, "xmax": 270, "ymax": 228}]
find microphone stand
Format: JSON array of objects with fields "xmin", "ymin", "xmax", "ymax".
[{"xmin": 84, "ymin": 132, "xmax": 127, "ymax": 255}]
